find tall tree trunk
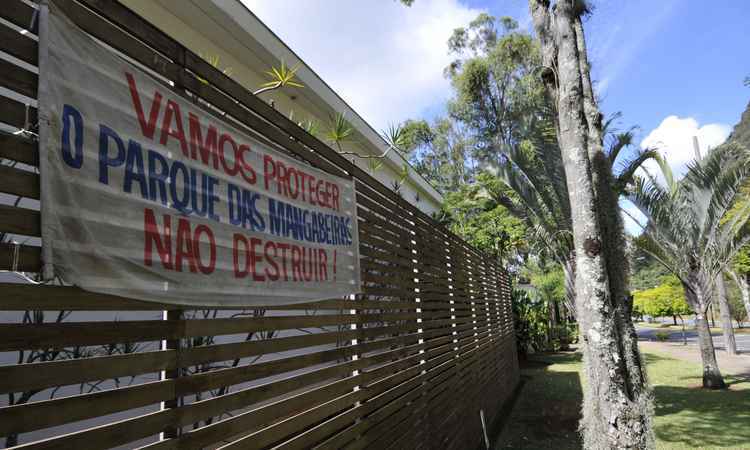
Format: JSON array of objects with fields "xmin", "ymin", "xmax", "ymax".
[
  {"xmin": 715, "ymin": 275, "xmax": 738, "ymax": 355},
  {"xmin": 529, "ymin": 1, "xmax": 653, "ymax": 447},
  {"xmin": 572, "ymin": 14, "xmax": 649, "ymax": 413},
  {"xmin": 729, "ymin": 270, "xmax": 750, "ymax": 322},
  {"xmin": 695, "ymin": 315, "xmax": 726, "ymax": 388},
  {"xmin": 684, "ymin": 280, "xmax": 726, "ymax": 388},
  {"xmin": 709, "ymin": 304, "xmax": 716, "ymax": 328}
]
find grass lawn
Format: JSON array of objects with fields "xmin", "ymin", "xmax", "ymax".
[{"xmin": 495, "ymin": 348, "xmax": 750, "ymax": 449}]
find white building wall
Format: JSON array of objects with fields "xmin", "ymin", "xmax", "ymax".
[{"xmin": 120, "ymin": 0, "xmax": 443, "ymax": 216}]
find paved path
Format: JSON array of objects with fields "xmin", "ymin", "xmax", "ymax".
[
  {"xmin": 637, "ymin": 326, "xmax": 750, "ymax": 377},
  {"xmin": 636, "ymin": 326, "xmax": 750, "ymax": 353}
]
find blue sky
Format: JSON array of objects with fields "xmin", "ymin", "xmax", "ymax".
[{"xmin": 245, "ymin": 0, "xmax": 750, "ymax": 231}]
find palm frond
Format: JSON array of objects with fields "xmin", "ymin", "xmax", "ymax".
[
  {"xmin": 613, "ymin": 147, "xmax": 661, "ymax": 194},
  {"xmin": 325, "ymin": 112, "xmax": 354, "ymax": 150},
  {"xmin": 382, "ymin": 123, "xmax": 406, "ymax": 151},
  {"xmin": 630, "ymin": 141, "xmax": 750, "ymax": 291},
  {"xmin": 601, "ymin": 111, "xmax": 623, "ymax": 138},
  {"xmin": 496, "ymin": 155, "xmax": 572, "ymax": 265},
  {"xmin": 254, "ymin": 61, "xmax": 304, "ymax": 95}
]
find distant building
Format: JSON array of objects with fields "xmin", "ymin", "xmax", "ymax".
[{"xmin": 121, "ymin": 0, "xmax": 444, "ymax": 216}]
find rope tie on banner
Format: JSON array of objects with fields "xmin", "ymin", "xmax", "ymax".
[
  {"xmin": 11, "ymin": 241, "xmax": 19, "ymax": 273},
  {"xmin": 1, "ymin": 241, "xmax": 41, "ymax": 284},
  {"xmin": 29, "ymin": 7, "xmax": 39, "ymax": 34},
  {"xmin": 11, "ymin": 8, "xmax": 41, "ymax": 139},
  {"xmin": 12, "ymin": 104, "xmax": 39, "ymax": 138}
]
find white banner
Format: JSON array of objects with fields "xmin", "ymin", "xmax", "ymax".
[{"xmin": 38, "ymin": 3, "xmax": 361, "ymax": 306}]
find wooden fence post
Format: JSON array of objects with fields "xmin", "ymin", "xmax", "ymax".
[{"xmin": 162, "ymin": 308, "xmax": 182, "ymax": 440}]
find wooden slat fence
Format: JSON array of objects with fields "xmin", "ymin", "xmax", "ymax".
[{"xmin": 0, "ymin": 1, "xmax": 519, "ymax": 448}]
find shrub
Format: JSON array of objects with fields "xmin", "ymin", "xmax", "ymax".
[{"xmin": 654, "ymin": 331, "xmax": 670, "ymax": 342}]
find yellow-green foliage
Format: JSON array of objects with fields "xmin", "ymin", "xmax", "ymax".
[{"xmin": 633, "ymin": 276, "xmax": 692, "ymax": 318}]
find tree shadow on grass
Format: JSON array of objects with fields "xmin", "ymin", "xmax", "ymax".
[
  {"xmin": 496, "ymin": 352, "xmax": 583, "ymax": 449},
  {"xmin": 652, "ymin": 377, "xmax": 750, "ymax": 448}
]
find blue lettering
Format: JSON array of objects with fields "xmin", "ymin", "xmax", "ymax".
[
  {"xmin": 242, "ymin": 189, "xmax": 265, "ymax": 232},
  {"xmin": 169, "ymin": 161, "xmax": 191, "ymax": 214},
  {"xmin": 189, "ymin": 168, "xmax": 208, "ymax": 218},
  {"xmin": 147, "ymin": 150, "xmax": 169, "ymax": 205},
  {"xmin": 123, "ymin": 140, "xmax": 147, "ymax": 198},
  {"xmin": 61, "ymin": 104, "xmax": 84, "ymax": 168},
  {"xmin": 268, "ymin": 198, "xmax": 283, "ymax": 236},
  {"xmin": 228, "ymin": 183, "xmax": 242, "ymax": 226},
  {"xmin": 207, "ymin": 176, "xmax": 220, "ymax": 222},
  {"xmin": 98, "ymin": 125, "xmax": 125, "ymax": 185}
]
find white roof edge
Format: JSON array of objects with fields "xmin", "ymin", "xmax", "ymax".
[{"xmin": 205, "ymin": 0, "xmax": 444, "ymax": 206}]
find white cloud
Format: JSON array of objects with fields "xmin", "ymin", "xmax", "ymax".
[
  {"xmin": 639, "ymin": 115, "xmax": 731, "ymax": 182},
  {"xmin": 241, "ymin": 0, "xmax": 483, "ymax": 130}
]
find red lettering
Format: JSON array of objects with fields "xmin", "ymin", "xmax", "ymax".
[
  {"xmin": 219, "ymin": 133, "xmax": 240, "ymax": 176},
  {"xmin": 298, "ymin": 171, "xmax": 309, "ymax": 202},
  {"xmin": 174, "ymin": 218, "xmax": 197, "ymax": 272},
  {"xmin": 263, "ymin": 154, "xmax": 276, "ymax": 191},
  {"xmin": 331, "ymin": 183, "xmax": 340, "ymax": 211},
  {"xmin": 308, "ymin": 175, "xmax": 318, "ymax": 206},
  {"xmin": 302, "ymin": 247, "xmax": 314, "ymax": 282},
  {"xmin": 233, "ymin": 234, "xmax": 249, "ymax": 278},
  {"xmin": 287, "ymin": 168, "xmax": 299, "ymax": 199},
  {"xmin": 237, "ymin": 144, "xmax": 257, "ymax": 185},
  {"xmin": 264, "ymin": 241, "xmax": 280, "ymax": 281},
  {"xmin": 291, "ymin": 245, "xmax": 302, "ymax": 281},
  {"xmin": 249, "ymin": 237, "xmax": 265, "ymax": 282},
  {"xmin": 143, "ymin": 208, "xmax": 172, "ymax": 269},
  {"xmin": 316, "ymin": 180, "xmax": 328, "ymax": 207},
  {"xmin": 160, "ymin": 100, "xmax": 189, "ymax": 156},
  {"xmin": 277, "ymin": 242, "xmax": 290, "ymax": 281},
  {"xmin": 126, "ymin": 73, "xmax": 162, "ymax": 140},
  {"xmin": 318, "ymin": 249, "xmax": 328, "ymax": 281},
  {"xmin": 277, "ymin": 161, "xmax": 289, "ymax": 196},
  {"xmin": 188, "ymin": 113, "xmax": 219, "ymax": 168},
  {"xmin": 193, "ymin": 224, "xmax": 216, "ymax": 274}
]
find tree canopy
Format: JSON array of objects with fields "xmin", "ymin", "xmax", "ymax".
[{"xmin": 633, "ymin": 275, "xmax": 691, "ymax": 319}]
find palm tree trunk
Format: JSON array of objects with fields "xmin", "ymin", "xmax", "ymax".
[
  {"xmin": 709, "ymin": 304, "xmax": 716, "ymax": 328},
  {"xmin": 685, "ymin": 281, "xmax": 726, "ymax": 388},
  {"xmin": 729, "ymin": 270, "xmax": 750, "ymax": 323},
  {"xmin": 529, "ymin": 2, "xmax": 653, "ymax": 447},
  {"xmin": 695, "ymin": 315, "xmax": 726, "ymax": 388},
  {"xmin": 715, "ymin": 275, "xmax": 738, "ymax": 355}
]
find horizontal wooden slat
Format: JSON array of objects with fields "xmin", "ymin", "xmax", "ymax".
[
  {"xmin": 0, "ymin": 348, "xmax": 175, "ymax": 395},
  {"xmin": 0, "ymin": 164, "xmax": 39, "ymax": 199},
  {"xmin": 0, "ymin": 58, "xmax": 37, "ymax": 98},
  {"xmin": 11, "ymin": 408, "xmax": 174, "ymax": 450},
  {"xmin": 0, "ymin": 96, "xmax": 38, "ymax": 130},
  {"xmin": 0, "ymin": 338, "xmax": 384, "ymax": 436},
  {"xmin": 0, "ymin": 283, "xmax": 418, "ymax": 311},
  {"xmin": 0, "ymin": 132, "xmax": 39, "ymax": 166},
  {"xmin": 0, "ymin": 21, "xmax": 38, "ymax": 66},
  {"xmin": 0, "ymin": 379, "xmax": 172, "ymax": 437},
  {"xmin": 0, "ymin": 0, "xmax": 37, "ymax": 33},
  {"xmin": 0, "ymin": 242, "xmax": 41, "ymax": 271},
  {"xmin": 174, "ymin": 339, "xmax": 456, "ymax": 449},
  {"xmin": 0, "ymin": 311, "xmax": 419, "ymax": 351},
  {"xmin": 0, "ymin": 203, "xmax": 40, "ymax": 236}
]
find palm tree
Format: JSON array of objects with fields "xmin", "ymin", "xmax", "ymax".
[
  {"xmin": 489, "ymin": 112, "xmax": 661, "ymax": 318},
  {"xmin": 629, "ymin": 142, "xmax": 750, "ymax": 388}
]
